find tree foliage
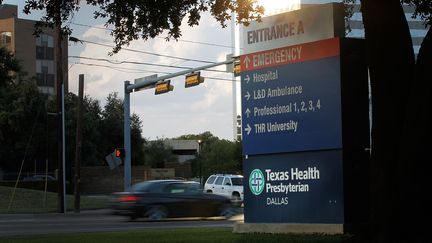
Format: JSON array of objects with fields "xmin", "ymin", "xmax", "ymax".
[
  {"xmin": 0, "ymin": 47, "xmax": 21, "ymax": 88},
  {"xmin": 98, "ymin": 92, "xmax": 145, "ymax": 166},
  {"xmin": 0, "ymin": 47, "xmax": 47, "ymax": 172},
  {"xmin": 201, "ymin": 139, "xmax": 241, "ymax": 176},
  {"xmin": 59, "ymin": 91, "xmax": 146, "ymax": 169},
  {"xmin": 130, "ymin": 113, "xmax": 145, "ymax": 165},
  {"xmin": 401, "ymin": 0, "xmax": 432, "ymax": 26},
  {"xmin": 20, "ymin": 0, "xmax": 263, "ymax": 54},
  {"xmin": 100, "ymin": 92, "xmax": 124, "ymax": 160},
  {"xmin": 80, "ymin": 96, "xmax": 104, "ymax": 166},
  {"xmin": 176, "ymin": 132, "xmax": 242, "ymax": 180},
  {"xmin": 0, "ymin": 49, "xmax": 146, "ymax": 172},
  {"xmin": 144, "ymin": 138, "xmax": 177, "ymax": 168}
]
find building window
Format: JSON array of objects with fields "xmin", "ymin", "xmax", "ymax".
[
  {"xmin": 35, "ymin": 34, "xmax": 54, "ymax": 60},
  {"xmin": 0, "ymin": 32, "xmax": 12, "ymax": 49},
  {"xmin": 36, "ymin": 60, "xmax": 54, "ymax": 87}
]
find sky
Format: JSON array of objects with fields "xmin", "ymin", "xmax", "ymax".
[
  {"xmin": 2, "ymin": 0, "xmax": 344, "ymax": 141},
  {"xmin": 4, "ymin": 0, "xmax": 240, "ymax": 141}
]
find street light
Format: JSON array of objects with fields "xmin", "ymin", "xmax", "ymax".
[{"xmin": 197, "ymin": 140, "xmax": 203, "ymax": 185}]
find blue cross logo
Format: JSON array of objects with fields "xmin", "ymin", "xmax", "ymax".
[{"xmin": 249, "ymin": 169, "xmax": 264, "ymax": 196}]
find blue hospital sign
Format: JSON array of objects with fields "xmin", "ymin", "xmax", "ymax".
[
  {"xmin": 240, "ymin": 38, "xmax": 347, "ymax": 225},
  {"xmin": 238, "ymin": 3, "xmax": 369, "ymax": 230},
  {"xmin": 241, "ymin": 38, "xmax": 343, "ymax": 155},
  {"xmin": 244, "ymin": 150, "xmax": 344, "ymax": 223}
]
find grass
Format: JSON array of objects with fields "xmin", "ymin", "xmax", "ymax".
[
  {"xmin": 0, "ymin": 186, "xmax": 108, "ymax": 213},
  {"xmin": 0, "ymin": 227, "xmax": 351, "ymax": 243}
]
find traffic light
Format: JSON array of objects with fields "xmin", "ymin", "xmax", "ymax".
[
  {"xmin": 185, "ymin": 72, "xmax": 204, "ymax": 88},
  {"xmin": 154, "ymin": 80, "xmax": 174, "ymax": 95},
  {"xmin": 233, "ymin": 61, "xmax": 241, "ymax": 77},
  {"xmin": 115, "ymin": 148, "xmax": 125, "ymax": 158}
]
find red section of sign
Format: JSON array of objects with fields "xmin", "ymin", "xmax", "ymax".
[{"xmin": 240, "ymin": 37, "xmax": 340, "ymax": 72}]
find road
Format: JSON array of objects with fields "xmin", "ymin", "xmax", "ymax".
[{"xmin": 0, "ymin": 209, "xmax": 244, "ymax": 237}]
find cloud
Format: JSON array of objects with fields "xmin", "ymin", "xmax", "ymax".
[{"xmin": 68, "ymin": 11, "xmax": 237, "ymax": 140}]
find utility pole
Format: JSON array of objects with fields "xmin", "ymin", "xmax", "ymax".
[
  {"xmin": 231, "ymin": 12, "xmax": 238, "ymax": 141},
  {"xmin": 55, "ymin": 0, "xmax": 65, "ymax": 213},
  {"xmin": 74, "ymin": 74, "xmax": 84, "ymax": 213}
]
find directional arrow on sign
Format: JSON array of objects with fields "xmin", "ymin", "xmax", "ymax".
[
  {"xmin": 244, "ymin": 91, "xmax": 251, "ymax": 101},
  {"xmin": 245, "ymin": 124, "xmax": 252, "ymax": 135},
  {"xmin": 245, "ymin": 108, "xmax": 251, "ymax": 118},
  {"xmin": 243, "ymin": 56, "xmax": 251, "ymax": 69},
  {"xmin": 244, "ymin": 75, "xmax": 250, "ymax": 83}
]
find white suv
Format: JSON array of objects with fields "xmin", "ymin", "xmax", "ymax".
[{"xmin": 204, "ymin": 174, "xmax": 244, "ymax": 203}]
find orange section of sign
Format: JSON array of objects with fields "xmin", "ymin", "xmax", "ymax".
[{"xmin": 240, "ymin": 38, "xmax": 340, "ymax": 72}]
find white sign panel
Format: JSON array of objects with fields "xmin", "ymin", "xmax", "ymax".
[
  {"xmin": 241, "ymin": 3, "xmax": 344, "ymax": 54},
  {"xmin": 134, "ymin": 74, "xmax": 158, "ymax": 92},
  {"xmin": 105, "ymin": 152, "xmax": 122, "ymax": 170}
]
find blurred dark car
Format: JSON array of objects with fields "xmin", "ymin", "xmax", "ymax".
[{"xmin": 110, "ymin": 179, "xmax": 238, "ymax": 220}]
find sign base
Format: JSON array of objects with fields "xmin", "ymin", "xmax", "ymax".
[{"xmin": 233, "ymin": 222, "xmax": 343, "ymax": 234}]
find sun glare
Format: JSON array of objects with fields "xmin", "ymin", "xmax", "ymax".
[{"xmin": 258, "ymin": 0, "xmax": 301, "ymax": 16}]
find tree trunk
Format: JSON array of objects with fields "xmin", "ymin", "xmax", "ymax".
[
  {"xmin": 361, "ymin": 0, "xmax": 415, "ymax": 239},
  {"xmin": 399, "ymin": 26, "xmax": 432, "ymax": 239}
]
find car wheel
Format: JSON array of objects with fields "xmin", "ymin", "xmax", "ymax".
[
  {"xmin": 231, "ymin": 193, "xmax": 241, "ymax": 206},
  {"xmin": 145, "ymin": 206, "xmax": 167, "ymax": 220},
  {"xmin": 128, "ymin": 214, "xmax": 139, "ymax": 221},
  {"xmin": 219, "ymin": 205, "xmax": 237, "ymax": 219}
]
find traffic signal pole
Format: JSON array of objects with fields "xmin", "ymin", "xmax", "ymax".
[
  {"xmin": 126, "ymin": 58, "xmax": 236, "ymax": 92},
  {"xmin": 123, "ymin": 57, "xmax": 237, "ymax": 191},
  {"xmin": 123, "ymin": 81, "xmax": 132, "ymax": 192}
]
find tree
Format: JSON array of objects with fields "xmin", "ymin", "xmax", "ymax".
[
  {"xmin": 0, "ymin": 47, "xmax": 47, "ymax": 173},
  {"xmin": 19, "ymin": 0, "xmax": 263, "ymax": 54},
  {"xmin": 100, "ymin": 92, "xmax": 124, "ymax": 159},
  {"xmin": 200, "ymin": 138, "xmax": 241, "ymax": 178},
  {"xmin": 100, "ymin": 92, "xmax": 145, "ymax": 165},
  {"xmin": 57, "ymin": 91, "xmax": 146, "ymax": 168},
  {"xmin": 63, "ymin": 93, "xmax": 105, "ymax": 167},
  {"xmin": 52, "ymin": 91, "xmax": 145, "ymax": 169},
  {"xmin": 0, "ymin": 47, "xmax": 20, "ymax": 88},
  {"xmin": 343, "ymin": 0, "xmax": 432, "ymax": 240},
  {"xmin": 177, "ymin": 131, "xmax": 217, "ymax": 141},
  {"xmin": 130, "ymin": 113, "xmax": 145, "ymax": 165},
  {"xmin": 176, "ymin": 132, "xmax": 242, "ymax": 179},
  {"xmin": 359, "ymin": 0, "xmax": 416, "ymax": 239},
  {"xmin": 144, "ymin": 138, "xmax": 177, "ymax": 168},
  {"xmin": 80, "ymin": 96, "xmax": 104, "ymax": 166}
]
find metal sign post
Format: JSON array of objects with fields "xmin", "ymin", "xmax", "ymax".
[{"xmin": 123, "ymin": 81, "xmax": 131, "ymax": 192}]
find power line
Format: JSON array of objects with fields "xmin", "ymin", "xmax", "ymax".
[
  {"xmin": 73, "ymin": 62, "xmax": 238, "ymax": 82},
  {"xmin": 68, "ymin": 56, "xmax": 229, "ymax": 74},
  {"xmin": 72, "ymin": 62, "xmax": 171, "ymax": 74},
  {"xmin": 190, "ymin": 75, "xmax": 237, "ymax": 82},
  {"xmin": 71, "ymin": 22, "xmax": 233, "ymax": 49},
  {"xmin": 70, "ymin": 37, "xmax": 217, "ymax": 64}
]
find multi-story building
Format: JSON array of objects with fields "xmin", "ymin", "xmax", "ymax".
[{"xmin": 0, "ymin": 4, "xmax": 68, "ymax": 96}]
